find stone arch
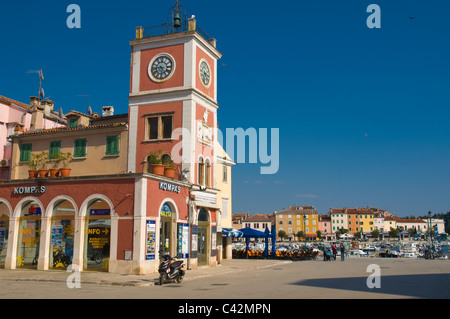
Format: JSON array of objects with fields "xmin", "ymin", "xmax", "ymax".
[
  {"xmin": 78, "ymin": 194, "xmax": 115, "ymax": 218},
  {"xmin": 45, "ymin": 195, "xmax": 78, "ymax": 218},
  {"xmin": 13, "ymin": 196, "xmax": 44, "ymax": 218}
]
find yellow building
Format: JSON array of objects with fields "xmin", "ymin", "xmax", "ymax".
[
  {"xmin": 383, "ymin": 217, "xmax": 397, "ymax": 233},
  {"xmin": 357, "ymin": 209, "xmax": 375, "ymax": 234},
  {"xmin": 11, "ymin": 107, "xmax": 128, "ymax": 180},
  {"xmin": 215, "ymin": 142, "xmax": 235, "ymax": 261},
  {"xmin": 275, "ymin": 206, "xmax": 319, "ymax": 240}
]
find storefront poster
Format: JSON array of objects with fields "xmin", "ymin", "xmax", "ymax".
[
  {"xmin": 177, "ymin": 223, "xmax": 189, "ymax": 258},
  {"xmin": 0, "ymin": 227, "xmax": 5, "ymax": 249},
  {"xmin": 211, "ymin": 226, "xmax": 217, "ymax": 257},
  {"xmin": 146, "ymin": 220, "xmax": 156, "ymax": 260},
  {"xmin": 51, "ymin": 225, "xmax": 63, "ymax": 246}
]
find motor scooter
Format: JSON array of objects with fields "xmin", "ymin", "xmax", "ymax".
[{"xmin": 158, "ymin": 255, "xmax": 185, "ymax": 285}]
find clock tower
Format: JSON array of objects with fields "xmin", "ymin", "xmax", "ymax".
[{"xmin": 128, "ymin": 2, "xmax": 222, "ymax": 191}]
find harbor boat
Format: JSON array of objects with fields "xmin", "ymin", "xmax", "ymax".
[
  {"xmin": 377, "ymin": 250, "xmax": 399, "ymax": 258},
  {"xmin": 348, "ymin": 249, "xmax": 369, "ymax": 257},
  {"xmin": 362, "ymin": 244, "xmax": 379, "ymax": 252},
  {"xmin": 399, "ymin": 242, "xmax": 418, "ymax": 258}
]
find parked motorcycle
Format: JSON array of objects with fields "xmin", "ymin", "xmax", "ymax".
[{"xmin": 158, "ymin": 255, "xmax": 185, "ymax": 285}]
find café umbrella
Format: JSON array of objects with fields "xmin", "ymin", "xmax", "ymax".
[
  {"xmin": 222, "ymin": 228, "xmax": 243, "ymax": 238},
  {"xmin": 238, "ymin": 227, "xmax": 266, "ymax": 252}
]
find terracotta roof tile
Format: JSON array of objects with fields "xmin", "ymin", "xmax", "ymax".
[
  {"xmin": 242, "ymin": 214, "xmax": 271, "ymax": 222},
  {"xmin": 0, "ymin": 94, "xmax": 32, "ymax": 111},
  {"xmin": 15, "ymin": 122, "xmax": 128, "ymax": 137}
]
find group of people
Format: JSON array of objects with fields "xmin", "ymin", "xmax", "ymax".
[{"xmin": 324, "ymin": 243, "xmax": 346, "ymax": 261}]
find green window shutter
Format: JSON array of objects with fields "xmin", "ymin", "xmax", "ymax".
[
  {"xmin": 69, "ymin": 118, "xmax": 78, "ymax": 128},
  {"xmin": 74, "ymin": 138, "xmax": 87, "ymax": 158},
  {"xmin": 49, "ymin": 141, "xmax": 61, "ymax": 159},
  {"xmin": 106, "ymin": 136, "xmax": 119, "ymax": 156},
  {"xmin": 20, "ymin": 144, "xmax": 32, "ymax": 162}
]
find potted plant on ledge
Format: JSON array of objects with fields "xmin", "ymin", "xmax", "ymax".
[
  {"xmin": 164, "ymin": 161, "xmax": 176, "ymax": 179},
  {"xmin": 36, "ymin": 151, "xmax": 49, "ymax": 178},
  {"xmin": 27, "ymin": 154, "xmax": 39, "ymax": 179},
  {"xmin": 48, "ymin": 152, "xmax": 61, "ymax": 178},
  {"xmin": 59, "ymin": 152, "xmax": 73, "ymax": 177},
  {"xmin": 148, "ymin": 150, "xmax": 165, "ymax": 176}
]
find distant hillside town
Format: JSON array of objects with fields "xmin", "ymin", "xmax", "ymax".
[{"xmin": 233, "ymin": 206, "xmax": 449, "ymax": 241}]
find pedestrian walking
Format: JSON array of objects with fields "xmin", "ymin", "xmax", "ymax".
[
  {"xmin": 331, "ymin": 243, "xmax": 337, "ymax": 261},
  {"xmin": 340, "ymin": 243, "xmax": 345, "ymax": 261}
]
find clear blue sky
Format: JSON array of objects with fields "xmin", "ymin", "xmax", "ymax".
[{"xmin": 1, "ymin": 0, "xmax": 449, "ymax": 217}]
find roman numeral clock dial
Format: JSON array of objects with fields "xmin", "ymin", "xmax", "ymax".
[
  {"xmin": 199, "ymin": 59, "xmax": 211, "ymax": 88},
  {"xmin": 148, "ymin": 53, "xmax": 176, "ymax": 82}
]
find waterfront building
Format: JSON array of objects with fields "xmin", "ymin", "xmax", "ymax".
[
  {"xmin": 276, "ymin": 206, "xmax": 319, "ymax": 240},
  {"xmin": 241, "ymin": 214, "xmax": 272, "ymax": 231},
  {"xmin": 318, "ymin": 214, "xmax": 332, "ymax": 240},
  {"xmin": 357, "ymin": 208, "xmax": 375, "ymax": 234},
  {"xmin": 330, "ymin": 208, "xmax": 349, "ymax": 233},
  {"xmin": 426, "ymin": 218, "xmax": 445, "ymax": 235},
  {"xmin": 373, "ymin": 215, "xmax": 384, "ymax": 232},
  {"xmin": 0, "ymin": 3, "xmax": 233, "ymax": 274},
  {"xmin": 384, "ymin": 216, "xmax": 398, "ymax": 233},
  {"xmin": 346, "ymin": 208, "xmax": 359, "ymax": 234},
  {"xmin": 231, "ymin": 213, "xmax": 250, "ymax": 230},
  {"xmin": 396, "ymin": 219, "xmax": 428, "ymax": 233}
]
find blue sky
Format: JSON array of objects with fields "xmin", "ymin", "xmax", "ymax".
[{"xmin": 1, "ymin": 0, "xmax": 449, "ymax": 217}]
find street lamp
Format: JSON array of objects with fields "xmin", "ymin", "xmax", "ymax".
[
  {"xmin": 303, "ymin": 214, "xmax": 307, "ymax": 242},
  {"xmin": 428, "ymin": 211, "xmax": 434, "ymax": 246}
]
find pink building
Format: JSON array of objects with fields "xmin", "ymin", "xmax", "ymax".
[
  {"xmin": 319, "ymin": 214, "xmax": 332, "ymax": 239},
  {"xmin": 0, "ymin": 95, "xmax": 65, "ymax": 179}
]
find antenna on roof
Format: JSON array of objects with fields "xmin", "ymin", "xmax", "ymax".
[
  {"xmin": 77, "ymin": 94, "xmax": 90, "ymax": 115},
  {"xmin": 58, "ymin": 107, "xmax": 64, "ymax": 119},
  {"xmin": 27, "ymin": 69, "xmax": 45, "ymax": 100}
]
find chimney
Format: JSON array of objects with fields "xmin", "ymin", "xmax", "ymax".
[
  {"xmin": 30, "ymin": 103, "xmax": 44, "ymax": 130},
  {"xmin": 102, "ymin": 106, "xmax": 114, "ymax": 117},
  {"xmin": 30, "ymin": 96, "xmax": 40, "ymax": 107},
  {"xmin": 42, "ymin": 99, "xmax": 55, "ymax": 117}
]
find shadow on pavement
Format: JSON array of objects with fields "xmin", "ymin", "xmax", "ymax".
[{"xmin": 291, "ymin": 273, "xmax": 450, "ymax": 298}]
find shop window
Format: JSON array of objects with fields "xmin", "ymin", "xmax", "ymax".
[
  {"xmin": 197, "ymin": 208, "xmax": 209, "ymax": 266},
  {"xmin": 17, "ymin": 201, "xmax": 42, "ymax": 268},
  {"xmin": 50, "ymin": 200, "xmax": 75, "ymax": 269},
  {"xmin": 74, "ymin": 138, "xmax": 87, "ymax": 158},
  {"xmin": 160, "ymin": 203, "xmax": 174, "ymax": 257},
  {"xmin": 84, "ymin": 199, "xmax": 111, "ymax": 271},
  {"xmin": 105, "ymin": 135, "xmax": 120, "ymax": 156},
  {"xmin": 20, "ymin": 144, "xmax": 32, "ymax": 162},
  {"xmin": 0, "ymin": 203, "xmax": 10, "ymax": 268},
  {"xmin": 177, "ymin": 222, "xmax": 189, "ymax": 258}
]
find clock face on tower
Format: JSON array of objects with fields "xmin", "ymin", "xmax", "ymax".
[
  {"xmin": 199, "ymin": 59, "xmax": 211, "ymax": 88},
  {"xmin": 148, "ymin": 53, "xmax": 176, "ymax": 82}
]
